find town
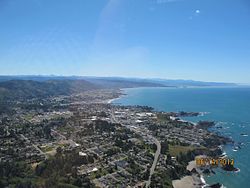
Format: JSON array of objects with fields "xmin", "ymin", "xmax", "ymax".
[{"xmin": 0, "ymin": 89, "xmax": 229, "ymax": 188}]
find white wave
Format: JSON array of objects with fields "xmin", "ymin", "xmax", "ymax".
[
  {"xmin": 221, "ymin": 152, "xmax": 227, "ymax": 155},
  {"xmin": 199, "ymin": 112, "xmax": 210, "ymax": 116},
  {"xmin": 235, "ymin": 168, "xmax": 240, "ymax": 173},
  {"xmin": 219, "ymin": 152, "xmax": 227, "ymax": 158},
  {"xmin": 200, "ymin": 175, "xmax": 209, "ymax": 188}
]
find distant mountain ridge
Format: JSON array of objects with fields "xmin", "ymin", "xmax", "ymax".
[
  {"xmin": 83, "ymin": 77, "xmax": 237, "ymax": 87},
  {"xmin": 0, "ymin": 75, "xmax": 238, "ymax": 87},
  {"xmin": 0, "ymin": 77, "xmax": 165, "ymax": 101},
  {"xmin": 143, "ymin": 78, "xmax": 238, "ymax": 87},
  {"xmin": 0, "ymin": 75, "xmax": 239, "ymax": 101}
]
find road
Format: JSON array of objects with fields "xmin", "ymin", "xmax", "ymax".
[
  {"xmin": 51, "ymin": 129, "xmax": 66, "ymax": 139},
  {"xmin": 51, "ymin": 129, "xmax": 80, "ymax": 147},
  {"xmin": 145, "ymin": 136, "xmax": 161, "ymax": 188},
  {"xmin": 111, "ymin": 110, "xmax": 161, "ymax": 188},
  {"xmin": 20, "ymin": 134, "xmax": 48, "ymax": 159}
]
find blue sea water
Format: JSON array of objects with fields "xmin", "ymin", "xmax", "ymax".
[{"xmin": 113, "ymin": 87, "xmax": 250, "ymax": 188}]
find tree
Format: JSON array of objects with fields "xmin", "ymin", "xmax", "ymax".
[
  {"xmin": 160, "ymin": 139, "xmax": 169, "ymax": 154},
  {"xmin": 166, "ymin": 154, "xmax": 172, "ymax": 165},
  {"xmin": 43, "ymin": 125, "xmax": 51, "ymax": 139}
]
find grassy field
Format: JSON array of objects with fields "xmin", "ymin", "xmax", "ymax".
[
  {"xmin": 40, "ymin": 145, "xmax": 54, "ymax": 152},
  {"xmin": 169, "ymin": 145, "xmax": 196, "ymax": 157},
  {"xmin": 156, "ymin": 114, "xmax": 171, "ymax": 122}
]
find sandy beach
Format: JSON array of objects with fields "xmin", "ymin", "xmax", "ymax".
[
  {"xmin": 173, "ymin": 155, "xmax": 207, "ymax": 188},
  {"xmin": 106, "ymin": 97, "xmax": 120, "ymax": 104},
  {"xmin": 172, "ymin": 175, "xmax": 204, "ymax": 188},
  {"xmin": 106, "ymin": 92, "xmax": 126, "ymax": 104}
]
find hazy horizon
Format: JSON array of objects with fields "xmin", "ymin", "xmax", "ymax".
[{"xmin": 0, "ymin": 74, "xmax": 249, "ymax": 85}]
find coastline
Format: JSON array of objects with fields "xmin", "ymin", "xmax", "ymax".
[
  {"xmin": 106, "ymin": 89, "xmax": 126, "ymax": 104},
  {"xmin": 173, "ymin": 156, "xmax": 208, "ymax": 188},
  {"xmin": 106, "ymin": 89, "xmax": 235, "ymax": 188},
  {"xmin": 172, "ymin": 175, "xmax": 204, "ymax": 188},
  {"xmin": 107, "ymin": 97, "xmax": 119, "ymax": 104}
]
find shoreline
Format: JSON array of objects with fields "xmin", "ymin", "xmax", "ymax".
[
  {"xmin": 172, "ymin": 174, "xmax": 206, "ymax": 188},
  {"xmin": 173, "ymin": 155, "xmax": 210, "ymax": 188},
  {"xmin": 106, "ymin": 89, "xmax": 126, "ymax": 104},
  {"xmin": 106, "ymin": 96, "xmax": 121, "ymax": 104},
  {"xmin": 105, "ymin": 90, "xmax": 233, "ymax": 188}
]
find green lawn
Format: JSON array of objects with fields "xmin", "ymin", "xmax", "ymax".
[{"xmin": 169, "ymin": 145, "xmax": 196, "ymax": 157}]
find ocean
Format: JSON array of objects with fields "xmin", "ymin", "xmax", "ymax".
[{"xmin": 113, "ymin": 87, "xmax": 250, "ymax": 188}]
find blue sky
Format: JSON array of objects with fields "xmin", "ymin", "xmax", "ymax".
[{"xmin": 0, "ymin": 0, "xmax": 250, "ymax": 83}]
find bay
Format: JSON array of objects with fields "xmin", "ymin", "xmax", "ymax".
[{"xmin": 113, "ymin": 87, "xmax": 250, "ymax": 188}]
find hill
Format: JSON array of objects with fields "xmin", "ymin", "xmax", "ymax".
[
  {"xmin": 0, "ymin": 78, "xmax": 165, "ymax": 101},
  {"xmin": 0, "ymin": 79, "xmax": 99, "ymax": 100}
]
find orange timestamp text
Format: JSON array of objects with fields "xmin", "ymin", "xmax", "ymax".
[{"xmin": 196, "ymin": 157, "xmax": 234, "ymax": 167}]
